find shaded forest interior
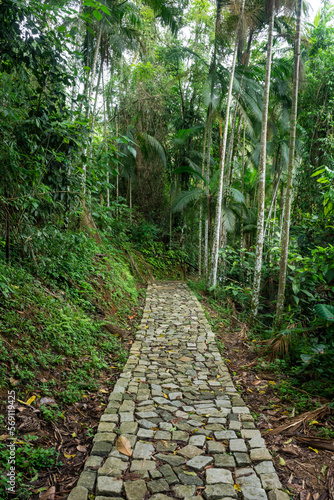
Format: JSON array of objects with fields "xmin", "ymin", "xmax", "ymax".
[{"xmin": 0, "ymin": 0, "xmax": 334, "ymax": 498}]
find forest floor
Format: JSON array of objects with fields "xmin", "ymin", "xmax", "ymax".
[
  {"xmin": 197, "ymin": 293, "xmax": 334, "ymax": 500},
  {"xmin": 0, "ymin": 278, "xmax": 146, "ymax": 500}
]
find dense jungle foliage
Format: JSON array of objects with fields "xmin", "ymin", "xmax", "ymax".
[{"xmin": 0, "ymin": 0, "xmax": 334, "ymax": 495}]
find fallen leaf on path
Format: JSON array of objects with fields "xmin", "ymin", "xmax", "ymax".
[
  {"xmin": 17, "ymin": 395, "xmax": 36, "ymax": 406},
  {"xmin": 117, "ymin": 435, "xmax": 132, "ymax": 456},
  {"xmin": 39, "ymin": 486, "xmax": 56, "ymax": 500},
  {"xmin": 76, "ymin": 445, "xmax": 87, "ymax": 453}
]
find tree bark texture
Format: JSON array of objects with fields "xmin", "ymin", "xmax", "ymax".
[
  {"xmin": 275, "ymin": 0, "xmax": 302, "ymax": 327},
  {"xmin": 250, "ymin": 2, "xmax": 275, "ymax": 321}
]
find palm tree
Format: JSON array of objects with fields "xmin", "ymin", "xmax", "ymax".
[{"xmin": 275, "ymin": 0, "xmax": 303, "ymax": 328}]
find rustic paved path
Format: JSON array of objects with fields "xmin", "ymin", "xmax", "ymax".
[{"xmin": 69, "ymin": 282, "xmax": 289, "ymax": 500}]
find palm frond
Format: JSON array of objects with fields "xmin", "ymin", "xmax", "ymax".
[
  {"xmin": 139, "ymin": 133, "xmax": 166, "ymax": 168},
  {"xmin": 221, "ymin": 206, "xmax": 236, "ymax": 233},
  {"xmin": 172, "ymin": 188, "xmax": 203, "ymax": 212}
]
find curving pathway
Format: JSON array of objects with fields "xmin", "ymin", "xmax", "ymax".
[{"xmin": 68, "ymin": 282, "xmax": 289, "ymax": 500}]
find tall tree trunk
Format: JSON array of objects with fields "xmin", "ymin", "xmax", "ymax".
[
  {"xmin": 71, "ymin": 0, "xmax": 84, "ymax": 116},
  {"xmin": 275, "ymin": 0, "xmax": 302, "ymax": 328},
  {"xmin": 240, "ymin": 122, "xmax": 246, "ymax": 280},
  {"xmin": 209, "ymin": 0, "xmax": 245, "ymax": 288},
  {"xmin": 263, "ymin": 156, "xmax": 283, "ymax": 240},
  {"xmin": 278, "ymin": 184, "xmax": 285, "ymax": 240},
  {"xmin": 82, "ymin": 24, "xmax": 102, "ymax": 199},
  {"xmin": 102, "ymin": 67, "xmax": 109, "ymax": 207},
  {"xmin": 249, "ymin": 2, "xmax": 275, "ymax": 321},
  {"xmin": 199, "ymin": 117, "xmax": 208, "ymax": 277},
  {"xmin": 204, "ymin": 107, "xmax": 213, "ymax": 277},
  {"xmin": 115, "ymin": 111, "xmax": 119, "ymax": 216}
]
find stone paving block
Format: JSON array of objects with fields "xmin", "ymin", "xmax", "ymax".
[
  {"xmin": 241, "ymin": 486, "xmax": 268, "ymax": 500},
  {"xmin": 250, "ymin": 447, "xmax": 272, "ymax": 461},
  {"xmin": 156, "ymin": 441, "xmax": 178, "ymax": 452},
  {"xmin": 214, "ymin": 454, "xmax": 236, "ymax": 468},
  {"xmin": 84, "ymin": 455, "xmax": 103, "ymax": 470},
  {"xmin": 249, "ymin": 436, "xmax": 266, "ymax": 448},
  {"xmin": 207, "ymin": 441, "xmax": 226, "ymax": 454},
  {"xmin": 255, "ymin": 461, "xmax": 276, "ymax": 475},
  {"xmin": 155, "ymin": 453, "xmax": 185, "ymax": 467},
  {"xmin": 261, "ymin": 473, "xmax": 282, "ymax": 490},
  {"xmin": 205, "ymin": 468, "xmax": 233, "ymax": 484},
  {"xmin": 203, "ymin": 484, "xmax": 237, "ymax": 499},
  {"xmin": 159, "ymin": 464, "xmax": 178, "ymax": 484},
  {"xmin": 98, "ymin": 457, "xmax": 128, "ymax": 477},
  {"xmin": 91, "ymin": 441, "xmax": 113, "ymax": 456},
  {"xmin": 77, "ymin": 470, "xmax": 96, "ymax": 491},
  {"xmin": 241, "ymin": 429, "xmax": 261, "ymax": 439},
  {"xmin": 188, "ymin": 435, "xmax": 206, "ymax": 447},
  {"xmin": 234, "ymin": 452, "xmax": 251, "ymax": 466},
  {"xmin": 120, "ymin": 421, "xmax": 138, "ymax": 434},
  {"xmin": 67, "ymin": 486, "xmax": 88, "ymax": 500},
  {"xmin": 186, "ymin": 456, "xmax": 213, "ymax": 471},
  {"xmin": 177, "ymin": 444, "xmax": 204, "ymax": 458},
  {"xmin": 93, "ymin": 432, "xmax": 116, "ymax": 443},
  {"xmin": 100, "ymin": 414, "xmax": 119, "ymax": 423},
  {"xmin": 124, "ymin": 479, "xmax": 147, "ymax": 500},
  {"xmin": 229, "ymin": 438, "xmax": 248, "ymax": 453},
  {"xmin": 130, "ymin": 460, "xmax": 156, "ymax": 471},
  {"xmin": 96, "ymin": 477, "xmax": 123, "ymax": 496},
  {"xmin": 214, "ymin": 430, "xmax": 237, "ymax": 440},
  {"xmin": 173, "ymin": 484, "xmax": 196, "ymax": 498},
  {"xmin": 147, "ymin": 479, "xmax": 170, "ymax": 493},
  {"xmin": 268, "ymin": 489, "xmax": 290, "ymax": 500}
]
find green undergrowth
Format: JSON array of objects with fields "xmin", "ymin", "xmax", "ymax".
[
  {"xmin": 187, "ymin": 279, "xmax": 334, "ymax": 414},
  {"xmin": 0, "ymin": 229, "xmax": 148, "ymax": 498},
  {"xmin": 0, "ymin": 233, "xmax": 140, "ymax": 401}
]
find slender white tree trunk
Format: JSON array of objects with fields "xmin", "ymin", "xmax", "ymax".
[
  {"xmin": 240, "ymin": 122, "xmax": 246, "ymax": 278},
  {"xmin": 102, "ymin": 67, "xmax": 109, "ymax": 207},
  {"xmin": 82, "ymin": 24, "xmax": 102, "ymax": 199},
  {"xmin": 249, "ymin": 3, "xmax": 275, "ymax": 321},
  {"xmin": 278, "ymin": 185, "xmax": 285, "ymax": 241},
  {"xmin": 204, "ymin": 107, "xmax": 213, "ymax": 277},
  {"xmin": 264, "ymin": 161, "xmax": 284, "ymax": 240},
  {"xmin": 275, "ymin": 0, "xmax": 302, "ymax": 327},
  {"xmin": 209, "ymin": 0, "xmax": 245, "ymax": 288},
  {"xmin": 71, "ymin": 0, "xmax": 84, "ymax": 116},
  {"xmin": 199, "ymin": 118, "xmax": 208, "ymax": 277}
]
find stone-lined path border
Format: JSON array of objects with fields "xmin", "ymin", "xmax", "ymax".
[{"xmin": 68, "ymin": 282, "xmax": 289, "ymax": 500}]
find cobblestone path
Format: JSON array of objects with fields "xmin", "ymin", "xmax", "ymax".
[{"xmin": 69, "ymin": 282, "xmax": 288, "ymax": 500}]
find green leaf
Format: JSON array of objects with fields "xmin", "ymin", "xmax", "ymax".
[
  {"xmin": 172, "ymin": 188, "xmax": 202, "ymax": 212},
  {"xmin": 57, "ymin": 25, "xmax": 66, "ymax": 32},
  {"xmin": 173, "ymin": 166, "xmax": 206, "ymax": 183},
  {"xmin": 93, "ymin": 9, "xmax": 103, "ymax": 21},
  {"xmin": 127, "ymin": 146, "xmax": 136, "ymax": 158},
  {"xmin": 311, "ymin": 168, "xmax": 326, "ymax": 177},
  {"xmin": 314, "ymin": 303, "xmax": 334, "ymax": 322},
  {"xmin": 99, "ymin": 4, "xmax": 111, "ymax": 16}
]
